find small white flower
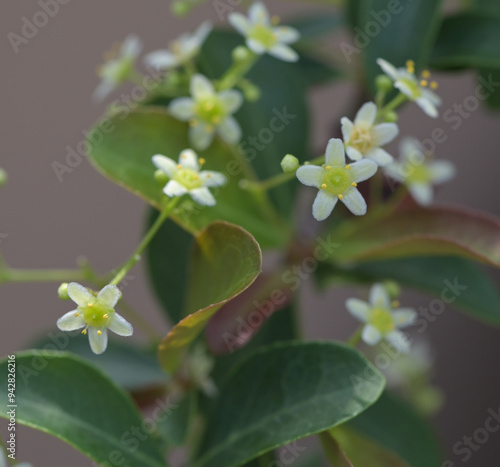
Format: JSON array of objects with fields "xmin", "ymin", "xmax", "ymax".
[
  {"xmin": 229, "ymin": 2, "xmax": 300, "ymax": 62},
  {"xmin": 296, "ymin": 138, "xmax": 377, "ymax": 221},
  {"xmin": 93, "ymin": 35, "xmax": 142, "ymax": 101},
  {"xmin": 346, "ymin": 283, "xmax": 417, "ymax": 353},
  {"xmin": 377, "ymin": 58, "xmax": 442, "ymax": 118},
  {"xmin": 341, "ymin": 102, "xmax": 399, "ymax": 166},
  {"xmin": 384, "ymin": 138, "xmax": 456, "ymax": 206},
  {"xmin": 56, "ymin": 283, "xmax": 133, "ymax": 355},
  {"xmin": 152, "ymin": 149, "xmax": 227, "ymax": 206},
  {"xmin": 169, "ymin": 74, "xmax": 243, "ymax": 150},
  {"xmin": 144, "ymin": 22, "xmax": 212, "ymax": 70}
]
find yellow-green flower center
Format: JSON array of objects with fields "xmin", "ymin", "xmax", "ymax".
[
  {"xmin": 407, "ymin": 164, "xmax": 431, "ymax": 184},
  {"xmin": 369, "ymin": 307, "xmax": 395, "ymax": 334},
  {"xmin": 322, "ymin": 167, "xmax": 352, "ymax": 195},
  {"xmin": 249, "ymin": 24, "xmax": 277, "ymax": 49},
  {"xmin": 195, "ymin": 97, "xmax": 227, "ymax": 125},
  {"xmin": 399, "ymin": 76, "xmax": 422, "ymax": 99},
  {"xmin": 176, "ymin": 168, "xmax": 203, "ymax": 190},
  {"xmin": 350, "ymin": 126, "xmax": 373, "ymax": 153},
  {"xmin": 82, "ymin": 300, "xmax": 113, "ymax": 328}
]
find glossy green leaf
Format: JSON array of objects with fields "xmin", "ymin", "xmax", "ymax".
[
  {"xmin": 348, "ymin": 392, "xmax": 441, "ymax": 467},
  {"xmin": 194, "ymin": 341, "xmax": 385, "ymax": 467},
  {"xmin": 0, "ymin": 352, "xmax": 167, "ymax": 467},
  {"xmin": 158, "ymin": 221, "xmax": 262, "ymax": 373},
  {"xmin": 330, "ymin": 205, "xmax": 500, "ymax": 267},
  {"xmin": 87, "ymin": 107, "xmax": 284, "ymax": 249}
]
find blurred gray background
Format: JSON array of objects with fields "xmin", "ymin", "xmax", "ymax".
[{"xmin": 1, "ymin": 0, "xmax": 500, "ymax": 465}]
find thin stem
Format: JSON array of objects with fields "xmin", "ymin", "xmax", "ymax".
[
  {"xmin": 110, "ymin": 198, "xmax": 180, "ymax": 286},
  {"xmin": 347, "ymin": 326, "xmax": 363, "ymax": 347},
  {"xmin": 217, "ymin": 52, "xmax": 259, "ymax": 91},
  {"xmin": 378, "ymin": 92, "xmax": 407, "ymax": 119},
  {"xmin": 1, "ymin": 268, "xmax": 85, "ymax": 284}
]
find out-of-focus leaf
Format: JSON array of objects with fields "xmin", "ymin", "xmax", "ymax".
[
  {"xmin": 194, "ymin": 341, "xmax": 385, "ymax": 467},
  {"xmin": 318, "ymin": 431, "xmax": 353, "ymax": 466},
  {"xmin": 471, "ymin": 0, "xmax": 500, "ymax": 16},
  {"xmin": 158, "ymin": 221, "xmax": 262, "ymax": 373},
  {"xmin": 477, "ymin": 68, "xmax": 500, "ymax": 109},
  {"xmin": 290, "ymin": 13, "xmax": 343, "ymax": 40},
  {"xmin": 157, "ymin": 392, "xmax": 195, "ymax": 450}
]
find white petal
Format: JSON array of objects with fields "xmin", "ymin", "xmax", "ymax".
[
  {"xmin": 325, "ymin": 138, "xmax": 346, "ymax": 166},
  {"xmin": 109, "ymin": 313, "xmax": 133, "ymax": 336},
  {"xmin": 168, "ymin": 98, "xmax": 196, "ymax": 121},
  {"xmin": 218, "ymin": 117, "xmax": 242, "ymax": 144},
  {"xmin": 394, "ymin": 80, "xmax": 416, "ymax": 100},
  {"xmin": 88, "ymin": 328, "xmax": 108, "ymax": 355},
  {"xmin": 415, "ymin": 96, "xmax": 438, "ymax": 118},
  {"xmin": 372, "ymin": 123, "xmax": 399, "ymax": 146},
  {"xmin": 152, "ymin": 154, "xmax": 178, "ymax": 178},
  {"xmin": 247, "ymin": 38, "xmax": 267, "ymax": 55},
  {"xmin": 393, "ymin": 308, "xmax": 417, "ymax": 328},
  {"xmin": 364, "ymin": 148, "xmax": 393, "ymax": 166},
  {"xmin": 193, "ymin": 21, "xmax": 213, "ymax": 44},
  {"xmin": 296, "ymin": 165, "xmax": 324, "ymax": 188},
  {"xmin": 341, "ymin": 117, "xmax": 354, "ymax": 142},
  {"xmin": 190, "ymin": 123, "xmax": 215, "ymax": 151},
  {"xmin": 190, "ymin": 187, "xmax": 216, "ymax": 206},
  {"xmin": 400, "ymin": 138, "xmax": 424, "ymax": 163},
  {"xmin": 386, "ymin": 330, "xmax": 411, "ymax": 353},
  {"xmin": 409, "ymin": 182, "xmax": 433, "ymax": 206},
  {"xmin": 346, "ymin": 146, "xmax": 363, "ymax": 161},
  {"xmin": 349, "ymin": 159, "xmax": 378, "ymax": 182},
  {"xmin": 144, "ymin": 50, "xmax": 178, "ymax": 69},
  {"xmin": 341, "ymin": 187, "xmax": 367, "ymax": 216},
  {"xmin": 190, "ymin": 74, "xmax": 215, "ymax": 100},
  {"xmin": 346, "ymin": 298, "xmax": 370, "ymax": 323},
  {"xmin": 354, "ymin": 102, "xmax": 377, "ymax": 126},
  {"xmin": 92, "ymin": 79, "xmax": 115, "ymax": 102},
  {"xmin": 219, "ymin": 90, "xmax": 243, "ymax": 114},
  {"xmin": 384, "ymin": 162, "xmax": 405, "ymax": 182},
  {"xmin": 269, "ymin": 44, "xmax": 299, "ymax": 62},
  {"xmin": 121, "ymin": 35, "xmax": 142, "ymax": 58},
  {"xmin": 164, "ymin": 180, "xmax": 188, "ymax": 198},
  {"xmin": 376, "ymin": 58, "xmax": 399, "ymax": 80},
  {"xmin": 67, "ymin": 282, "xmax": 94, "ymax": 307},
  {"xmin": 178, "ymin": 149, "xmax": 200, "ymax": 170},
  {"xmin": 57, "ymin": 310, "xmax": 86, "ymax": 331},
  {"xmin": 422, "ymin": 88, "xmax": 442, "ymax": 106},
  {"xmin": 274, "ymin": 26, "xmax": 300, "ymax": 44},
  {"xmin": 249, "ymin": 1, "xmax": 270, "ymax": 24},
  {"xmin": 428, "ymin": 160, "xmax": 456, "ymax": 184},
  {"xmin": 228, "ymin": 13, "xmax": 251, "ymax": 35},
  {"xmin": 97, "ymin": 284, "xmax": 121, "ymax": 309},
  {"xmin": 362, "ymin": 325, "xmax": 382, "ymax": 346},
  {"xmin": 370, "ymin": 283, "xmax": 390, "ymax": 308},
  {"xmin": 312, "ymin": 190, "xmax": 337, "ymax": 221},
  {"xmin": 200, "ymin": 171, "xmax": 227, "ymax": 188}
]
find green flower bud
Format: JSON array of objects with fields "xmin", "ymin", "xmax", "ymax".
[
  {"xmin": 375, "ymin": 74, "xmax": 394, "ymax": 93},
  {"xmin": 171, "ymin": 1, "xmax": 190, "ymax": 16},
  {"xmin": 232, "ymin": 46, "xmax": 252, "ymax": 63},
  {"xmin": 281, "ymin": 154, "xmax": 300, "ymax": 173},
  {"xmin": 240, "ymin": 80, "xmax": 261, "ymax": 102},
  {"xmin": 0, "ymin": 168, "xmax": 7, "ymax": 188},
  {"xmin": 58, "ymin": 283, "xmax": 70, "ymax": 300},
  {"xmin": 384, "ymin": 111, "xmax": 399, "ymax": 123},
  {"xmin": 155, "ymin": 169, "xmax": 169, "ymax": 186},
  {"xmin": 383, "ymin": 280, "xmax": 401, "ymax": 299}
]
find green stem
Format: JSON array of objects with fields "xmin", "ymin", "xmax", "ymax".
[
  {"xmin": 1, "ymin": 268, "xmax": 85, "ymax": 284},
  {"xmin": 217, "ymin": 52, "xmax": 259, "ymax": 91},
  {"xmin": 110, "ymin": 198, "xmax": 180, "ymax": 286},
  {"xmin": 347, "ymin": 326, "xmax": 363, "ymax": 347},
  {"xmin": 378, "ymin": 92, "xmax": 407, "ymax": 119}
]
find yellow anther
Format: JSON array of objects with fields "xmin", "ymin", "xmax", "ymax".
[
  {"xmin": 346, "ymin": 165, "xmax": 351, "ymax": 170},
  {"xmin": 193, "ymin": 175, "xmax": 199, "ymax": 180},
  {"xmin": 422, "ymin": 70, "xmax": 431, "ymax": 79},
  {"xmin": 352, "ymin": 182, "xmax": 357, "ymax": 187},
  {"xmin": 406, "ymin": 60, "xmax": 414, "ymax": 68},
  {"xmin": 430, "ymin": 81, "xmax": 438, "ymax": 90},
  {"xmin": 420, "ymin": 79, "xmax": 428, "ymax": 87},
  {"xmin": 103, "ymin": 314, "xmax": 109, "ymax": 320},
  {"xmin": 338, "ymin": 194, "xmax": 344, "ymax": 200},
  {"xmin": 325, "ymin": 166, "xmax": 331, "ymax": 171},
  {"xmin": 177, "ymin": 164, "xmax": 182, "ymax": 169},
  {"xmin": 88, "ymin": 303, "xmax": 93, "ymax": 308},
  {"xmin": 74, "ymin": 312, "xmax": 80, "ymax": 317},
  {"xmin": 321, "ymin": 183, "xmax": 327, "ymax": 189},
  {"xmin": 199, "ymin": 158, "xmax": 206, "ymax": 165},
  {"xmin": 272, "ymin": 15, "xmax": 280, "ymax": 25},
  {"xmin": 97, "ymin": 330, "xmax": 102, "ymax": 336},
  {"xmin": 82, "ymin": 329, "xmax": 87, "ymax": 335},
  {"xmin": 392, "ymin": 300, "xmax": 400, "ymax": 308}
]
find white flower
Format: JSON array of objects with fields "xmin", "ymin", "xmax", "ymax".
[
  {"xmin": 144, "ymin": 22, "xmax": 212, "ymax": 70},
  {"xmin": 169, "ymin": 74, "xmax": 243, "ymax": 150},
  {"xmin": 341, "ymin": 102, "xmax": 399, "ymax": 166},
  {"xmin": 377, "ymin": 58, "xmax": 442, "ymax": 118},
  {"xmin": 296, "ymin": 138, "xmax": 377, "ymax": 221},
  {"xmin": 229, "ymin": 2, "xmax": 300, "ymax": 62},
  {"xmin": 384, "ymin": 138, "xmax": 456, "ymax": 206},
  {"xmin": 152, "ymin": 149, "xmax": 227, "ymax": 206},
  {"xmin": 93, "ymin": 35, "xmax": 142, "ymax": 101},
  {"xmin": 56, "ymin": 283, "xmax": 133, "ymax": 355},
  {"xmin": 346, "ymin": 283, "xmax": 417, "ymax": 353}
]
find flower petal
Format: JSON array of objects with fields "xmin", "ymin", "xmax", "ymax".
[
  {"xmin": 178, "ymin": 149, "xmax": 199, "ymax": 170},
  {"xmin": 312, "ymin": 190, "xmax": 337, "ymax": 221},
  {"xmin": 190, "ymin": 187, "xmax": 216, "ymax": 206},
  {"xmin": 190, "ymin": 123, "xmax": 215, "ymax": 151},
  {"xmin": 400, "ymin": 138, "xmax": 424, "ymax": 163},
  {"xmin": 109, "ymin": 313, "xmax": 133, "ymax": 336},
  {"xmin": 97, "ymin": 284, "xmax": 121, "ymax": 309},
  {"xmin": 349, "ymin": 159, "xmax": 378, "ymax": 182},
  {"xmin": 365, "ymin": 148, "xmax": 393, "ymax": 166},
  {"xmin": 362, "ymin": 324, "xmax": 382, "ymax": 346},
  {"xmin": 377, "ymin": 58, "xmax": 399, "ymax": 81},
  {"xmin": 218, "ymin": 117, "xmax": 242, "ymax": 144},
  {"xmin": 169, "ymin": 97, "xmax": 196, "ymax": 121},
  {"xmin": 194, "ymin": 21, "xmax": 213, "ymax": 44},
  {"xmin": 93, "ymin": 79, "xmax": 115, "ymax": 102},
  {"xmin": 346, "ymin": 146, "xmax": 363, "ymax": 161},
  {"xmin": 274, "ymin": 26, "xmax": 300, "ymax": 44},
  {"xmin": 191, "ymin": 74, "xmax": 215, "ymax": 100},
  {"xmin": 415, "ymin": 96, "xmax": 439, "ymax": 118},
  {"xmin": 394, "ymin": 80, "xmax": 416, "ymax": 100},
  {"xmin": 57, "ymin": 310, "xmax": 86, "ymax": 331},
  {"xmin": 341, "ymin": 117, "xmax": 354, "ymax": 142},
  {"xmin": 144, "ymin": 50, "xmax": 178, "ymax": 69},
  {"xmin": 409, "ymin": 182, "xmax": 433, "ymax": 206},
  {"xmin": 384, "ymin": 162, "xmax": 405, "ymax": 182},
  {"xmin": 249, "ymin": 1, "xmax": 270, "ymax": 24},
  {"xmin": 428, "ymin": 160, "xmax": 456, "ymax": 184},
  {"xmin": 219, "ymin": 90, "xmax": 243, "ymax": 114},
  {"xmin": 164, "ymin": 180, "xmax": 188, "ymax": 198},
  {"xmin": 340, "ymin": 187, "xmax": 367, "ymax": 216},
  {"xmin": 296, "ymin": 165, "xmax": 324, "ymax": 188},
  {"xmin": 67, "ymin": 282, "xmax": 94, "ymax": 307},
  {"xmin": 121, "ymin": 35, "xmax": 142, "ymax": 58},
  {"xmin": 228, "ymin": 13, "xmax": 251, "ymax": 35},
  {"xmin": 372, "ymin": 123, "xmax": 399, "ymax": 146},
  {"xmin": 152, "ymin": 154, "xmax": 178, "ymax": 178},
  {"xmin": 325, "ymin": 138, "xmax": 346, "ymax": 166},
  {"xmin": 422, "ymin": 88, "xmax": 442, "ymax": 106},
  {"xmin": 269, "ymin": 44, "xmax": 299, "ymax": 62},
  {"xmin": 354, "ymin": 102, "xmax": 377, "ymax": 126},
  {"xmin": 247, "ymin": 38, "xmax": 267, "ymax": 54},
  {"xmin": 346, "ymin": 298, "xmax": 370, "ymax": 323},
  {"xmin": 88, "ymin": 328, "xmax": 108, "ymax": 355},
  {"xmin": 386, "ymin": 330, "xmax": 411, "ymax": 353},
  {"xmin": 370, "ymin": 283, "xmax": 390, "ymax": 308},
  {"xmin": 393, "ymin": 308, "xmax": 417, "ymax": 328},
  {"xmin": 200, "ymin": 171, "xmax": 227, "ymax": 188}
]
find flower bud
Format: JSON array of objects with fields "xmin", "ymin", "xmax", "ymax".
[
  {"xmin": 232, "ymin": 46, "xmax": 253, "ymax": 63},
  {"xmin": 171, "ymin": 1, "xmax": 190, "ymax": 16},
  {"xmin": 375, "ymin": 74, "xmax": 394, "ymax": 93},
  {"xmin": 58, "ymin": 283, "xmax": 70, "ymax": 300},
  {"xmin": 281, "ymin": 154, "xmax": 300, "ymax": 173},
  {"xmin": 154, "ymin": 169, "xmax": 169, "ymax": 186},
  {"xmin": 383, "ymin": 280, "xmax": 401, "ymax": 299},
  {"xmin": 384, "ymin": 111, "xmax": 399, "ymax": 123},
  {"xmin": 240, "ymin": 80, "xmax": 261, "ymax": 102},
  {"xmin": 0, "ymin": 168, "xmax": 7, "ymax": 188}
]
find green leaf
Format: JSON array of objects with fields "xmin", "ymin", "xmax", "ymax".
[
  {"xmin": 157, "ymin": 392, "xmax": 196, "ymax": 450},
  {"xmin": 87, "ymin": 107, "xmax": 284, "ymax": 249},
  {"xmin": 477, "ymin": 68, "xmax": 500, "ymax": 109},
  {"xmin": 318, "ymin": 431, "xmax": 353, "ymax": 466},
  {"xmin": 158, "ymin": 221, "xmax": 262, "ymax": 373},
  {"xmin": 348, "ymin": 392, "xmax": 441, "ymax": 467},
  {"xmin": 146, "ymin": 214, "xmax": 194, "ymax": 324},
  {"xmin": 0, "ymin": 352, "xmax": 167, "ymax": 467},
  {"xmin": 471, "ymin": 0, "xmax": 500, "ymax": 16},
  {"xmin": 290, "ymin": 13, "xmax": 343, "ymax": 40},
  {"xmin": 194, "ymin": 341, "xmax": 385, "ymax": 467},
  {"xmin": 330, "ymin": 205, "xmax": 500, "ymax": 268},
  {"xmin": 431, "ymin": 14, "xmax": 500, "ymax": 69}
]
